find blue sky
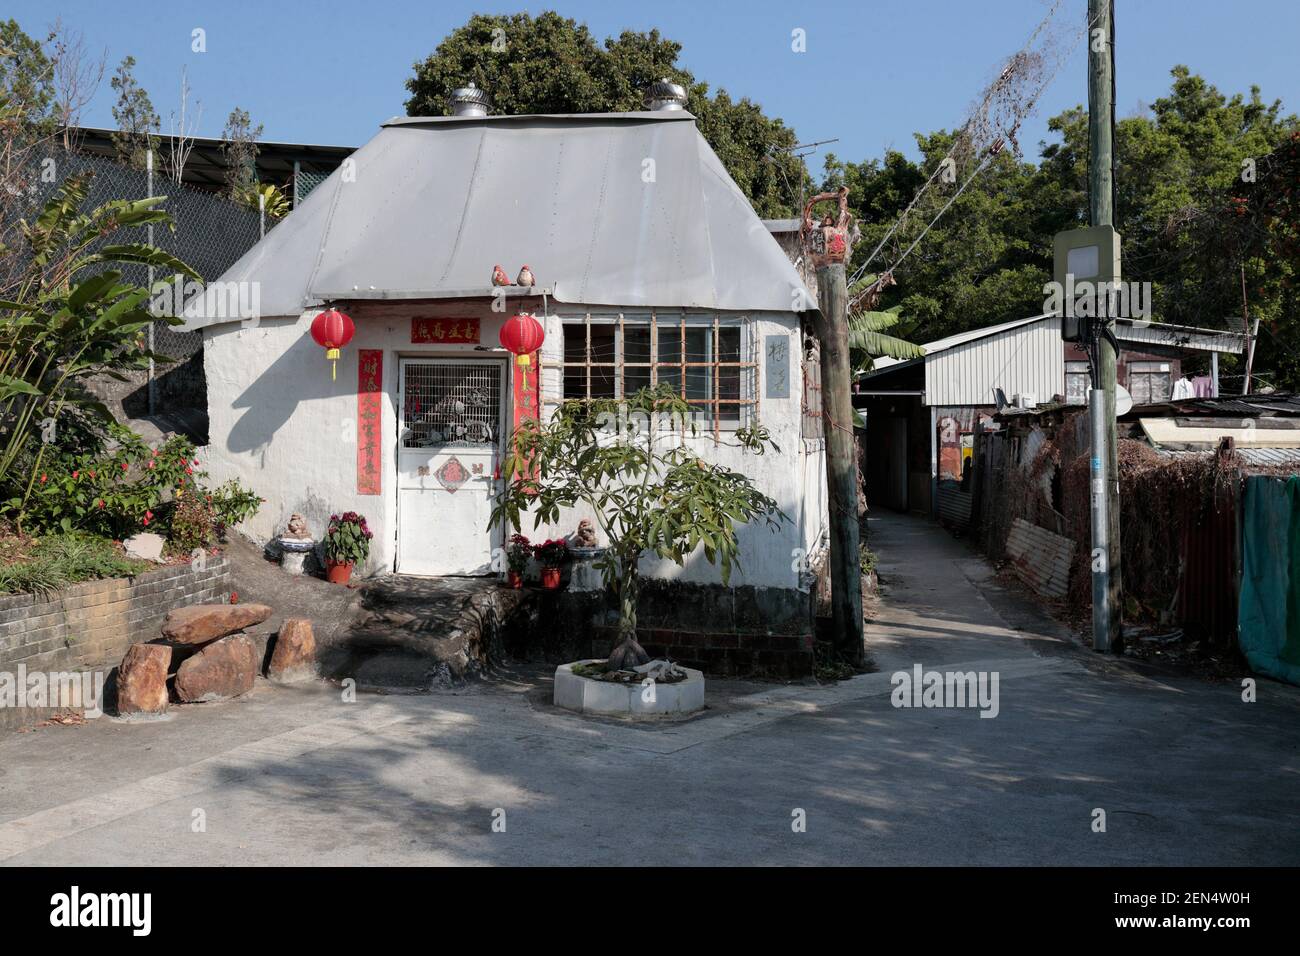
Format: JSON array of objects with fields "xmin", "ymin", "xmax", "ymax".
[{"xmin": 11, "ymin": 0, "xmax": 1299, "ymax": 168}]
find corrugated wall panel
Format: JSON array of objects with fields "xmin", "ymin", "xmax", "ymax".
[{"xmin": 925, "ymin": 317, "xmax": 1064, "ymax": 406}]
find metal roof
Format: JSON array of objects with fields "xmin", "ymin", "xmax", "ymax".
[
  {"xmin": 1159, "ymin": 447, "xmax": 1300, "ymax": 468},
  {"xmin": 69, "ymin": 126, "xmax": 355, "ymax": 192},
  {"xmin": 872, "ymin": 313, "xmax": 1245, "ymax": 373},
  {"xmin": 182, "ymin": 112, "xmax": 811, "ymax": 327}
]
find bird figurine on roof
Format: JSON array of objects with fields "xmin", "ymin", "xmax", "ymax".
[
  {"xmin": 492, "ymin": 264, "xmax": 511, "ymax": 286},
  {"xmin": 516, "ymin": 265, "xmax": 535, "ymax": 288}
]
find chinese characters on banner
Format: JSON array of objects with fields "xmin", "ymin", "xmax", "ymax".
[
  {"xmin": 357, "ymin": 350, "xmax": 383, "ymax": 495},
  {"xmin": 411, "ymin": 318, "xmax": 480, "ymax": 344},
  {"xmin": 511, "ymin": 352, "xmax": 540, "ymax": 432}
]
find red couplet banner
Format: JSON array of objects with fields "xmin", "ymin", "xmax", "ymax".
[{"xmin": 357, "ymin": 349, "xmax": 383, "ymax": 495}]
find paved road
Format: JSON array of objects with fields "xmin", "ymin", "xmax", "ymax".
[{"xmin": 1, "ymin": 511, "xmax": 1296, "ymax": 865}]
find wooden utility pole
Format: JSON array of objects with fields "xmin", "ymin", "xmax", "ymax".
[
  {"xmin": 804, "ymin": 188, "xmax": 865, "ymax": 667},
  {"xmin": 1088, "ymin": 0, "xmax": 1123, "ymax": 649}
]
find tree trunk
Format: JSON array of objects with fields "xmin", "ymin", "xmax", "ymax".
[{"xmin": 606, "ymin": 552, "xmax": 649, "ymax": 670}]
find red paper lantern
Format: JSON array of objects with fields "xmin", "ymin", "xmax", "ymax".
[
  {"xmin": 310, "ymin": 308, "xmax": 355, "ymax": 380},
  {"xmin": 499, "ymin": 312, "xmax": 545, "ymax": 389}
]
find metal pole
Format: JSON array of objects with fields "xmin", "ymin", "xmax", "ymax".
[
  {"xmin": 146, "ymin": 148, "xmax": 156, "ymax": 417},
  {"xmin": 1243, "ymin": 317, "xmax": 1260, "ymax": 394},
  {"xmin": 1088, "ymin": 0, "xmax": 1121, "ymax": 651},
  {"xmin": 259, "ymin": 190, "xmax": 266, "ymax": 239},
  {"xmin": 1089, "ymin": 387, "xmax": 1111, "ymax": 651}
]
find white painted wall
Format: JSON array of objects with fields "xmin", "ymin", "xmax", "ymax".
[{"xmin": 201, "ymin": 306, "xmax": 822, "ymax": 590}]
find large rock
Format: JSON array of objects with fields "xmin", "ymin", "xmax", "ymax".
[
  {"xmin": 174, "ymin": 634, "xmax": 257, "ymax": 702},
  {"xmin": 116, "ymin": 643, "xmax": 172, "ymax": 716},
  {"xmin": 161, "ymin": 603, "xmax": 272, "ymax": 645},
  {"xmin": 268, "ymin": 618, "xmax": 317, "ymax": 684}
]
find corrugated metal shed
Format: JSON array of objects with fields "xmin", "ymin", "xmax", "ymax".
[
  {"xmin": 182, "ymin": 111, "xmax": 811, "ymax": 327},
  {"xmin": 924, "ymin": 314, "xmax": 1064, "ymax": 406}
]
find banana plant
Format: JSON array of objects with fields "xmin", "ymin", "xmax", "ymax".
[
  {"xmin": 846, "ymin": 273, "xmax": 925, "ymax": 376},
  {"xmin": 0, "ymin": 170, "xmax": 200, "ymax": 524}
]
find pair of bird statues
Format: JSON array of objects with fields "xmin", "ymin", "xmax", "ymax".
[{"xmin": 492, "ymin": 264, "xmax": 536, "ymax": 288}]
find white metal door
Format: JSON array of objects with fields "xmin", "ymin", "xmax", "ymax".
[{"xmin": 397, "ymin": 358, "xmax": 506, "ymax": 575}]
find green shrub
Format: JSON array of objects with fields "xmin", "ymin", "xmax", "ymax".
[
  {"xmin": 11, "ymin": 427, "xmax": 262, "ymax": 545},
  {"xmin": 165, "ymin": 491, "xmax": 214, "ymax": 557},
  {"xmin": 207, "ymin": 479, "xmax": 263, "ymax": 539},
  {"xmin": 15, "ymin": 427, "xmax": 196, "ymax": 538}
]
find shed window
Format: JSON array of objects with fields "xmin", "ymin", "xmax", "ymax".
[
  {"xmin": 559, "ymin": 315, "xmax": 754, "ymax": 435},
  {"xmin": 1065, "ymin": 361, "xmax": 1090, "ymax": 405},
  {"xmin": 1128, "ymin": 361, "xmax": 1172, "ymax": 405}
]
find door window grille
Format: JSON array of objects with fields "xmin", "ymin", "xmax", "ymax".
[{"xmin": 401, "ymin": 362, "xmax": 502, "ymax": 448}]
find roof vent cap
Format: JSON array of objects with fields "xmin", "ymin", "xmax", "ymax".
[
  {"xmin": 644, "ymin": 78, "xmax": 687, "ymax": 112},
  {"xmin": 450, "ymin": 82, "xmax": 491, "ymax": 117}
]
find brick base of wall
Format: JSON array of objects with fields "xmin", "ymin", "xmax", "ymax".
[
  {"xmin": 554, "ymin": 579, "xmax": 816, "ymax": 678},
  {"xmin": 588, "ymin": 626, "xmax": 814, "ymax": 677},
  {"xmin": 0, "ymin": 556, "xmax": 231, "ymax": 730}
]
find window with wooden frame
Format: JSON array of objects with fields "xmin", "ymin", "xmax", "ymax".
[
  {"xmin": 557, "ymin": 313, "xmax": 756, "ymax": 436},
  {"xmin": 1127, "ymin": 360, "xmax": 1172, "ymax": 405}
]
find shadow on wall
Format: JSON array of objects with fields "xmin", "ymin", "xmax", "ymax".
[{"xmin": 225, "ymin": 318, "xmax": 342, "ymax": 454}]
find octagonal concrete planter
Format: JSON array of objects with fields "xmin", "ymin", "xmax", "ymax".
[{"xmin": 554, "ymin": 660, "xmax": 705, "ymax": 718}]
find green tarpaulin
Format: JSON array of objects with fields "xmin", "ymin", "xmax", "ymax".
[{"xmin": 1238, "ymin": 475, "xmax": 1300, "ymax": 685}]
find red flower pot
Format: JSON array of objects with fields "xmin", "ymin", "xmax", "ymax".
[
  {"xmin": 507, "ymin": 570, "xmax": 523, "ymax": 589},
  {"xmin": 540, "ymin": 567, "xmax": 562, "ymax": 590},
  {"xmin": 326, "ymin": 560, "xmax": 354, "ymax": 585}
]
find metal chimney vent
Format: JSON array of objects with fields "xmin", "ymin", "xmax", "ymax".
[
  {"xmin": 450, "ymin": 82, "xmax": 491, "ymax": 117},
  {"xmin": 643, "ymin": 78, "xmax": 687, "ymax": 112}
]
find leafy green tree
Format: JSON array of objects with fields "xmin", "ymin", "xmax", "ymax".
[
  {"xmin": 404, "ymin": 11, "xmax": 809, "ymax": 217},
  {"xmin": 221, "ymin": 106, "xmax": 263, "ymax": 195},
  {"xmin": 0, "ymin": 19, "xmax": 54, "ymax": 129},
  {"xmin": 826, "ymin": 66, "xmax": 1299, "ymax": 389},
  {"xmin": 109, "ymin": 55, "xmax": 159, "ymax": 169},
  {"xmin": 490, "ymin": 386, "xmax": 787, "ymax": 670}
]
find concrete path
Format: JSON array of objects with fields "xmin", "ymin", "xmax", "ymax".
[{"xmin": 2, "ymin": 511, "xmax": 1296, "ymax": 865}]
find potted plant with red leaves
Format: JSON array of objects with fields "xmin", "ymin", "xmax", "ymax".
[
  {"xmin": 532, "ymin": 538, "xmax": 568, "ymax": 589},
  {"xmin": 323, "ymin": 511, "xmax": 372, "ymax": 584},
  {"xmin": 505, "ymin": 533, "xmax": 531, "ymax": 589}
]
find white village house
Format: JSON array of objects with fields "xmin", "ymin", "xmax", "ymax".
[{"xmin": 182, "ymin": 85, "xmax": 829, "ymax": 673}]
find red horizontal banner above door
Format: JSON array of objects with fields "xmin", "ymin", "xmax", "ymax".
[{"xmin": 412, "ymin": 318, "xmax": 480, "ymax": 344}]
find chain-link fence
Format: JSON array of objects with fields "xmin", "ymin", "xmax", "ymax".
[{"xmin": 22, "ymin": 148, "xmax": 279, "ymax": 421}]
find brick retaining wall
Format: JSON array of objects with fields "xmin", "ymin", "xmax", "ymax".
[
  {"xmin": 0, "ymin": 556, "xmax": 230, "ymax": 730},
  {"xmin": 557, "ymin": 579, "xmax": 816, "ymax": 677}
]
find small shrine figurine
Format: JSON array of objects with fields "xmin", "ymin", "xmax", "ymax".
[
  {"xmin": 574, "ymin": 518, "xmax": 599, "ymax": 548},
  {"xmin": 492, "ymin": 264, "xmax": 511, "ymax": 286},
  {"xmin": 516, "ymin": 264, "xmax": 535, "ymax": 287},
  {"xmin": 285, "ymin": 513, "xmax": 310, "ymax": 539}
]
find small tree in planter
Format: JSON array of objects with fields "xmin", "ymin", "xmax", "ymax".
[
  {"xmin": 490, "ymin": 386, "xmax": 786, "ymax": 670},
  {"xmin": 323, "ymin": 511, "xmax": 372, "ymax": 584}
]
